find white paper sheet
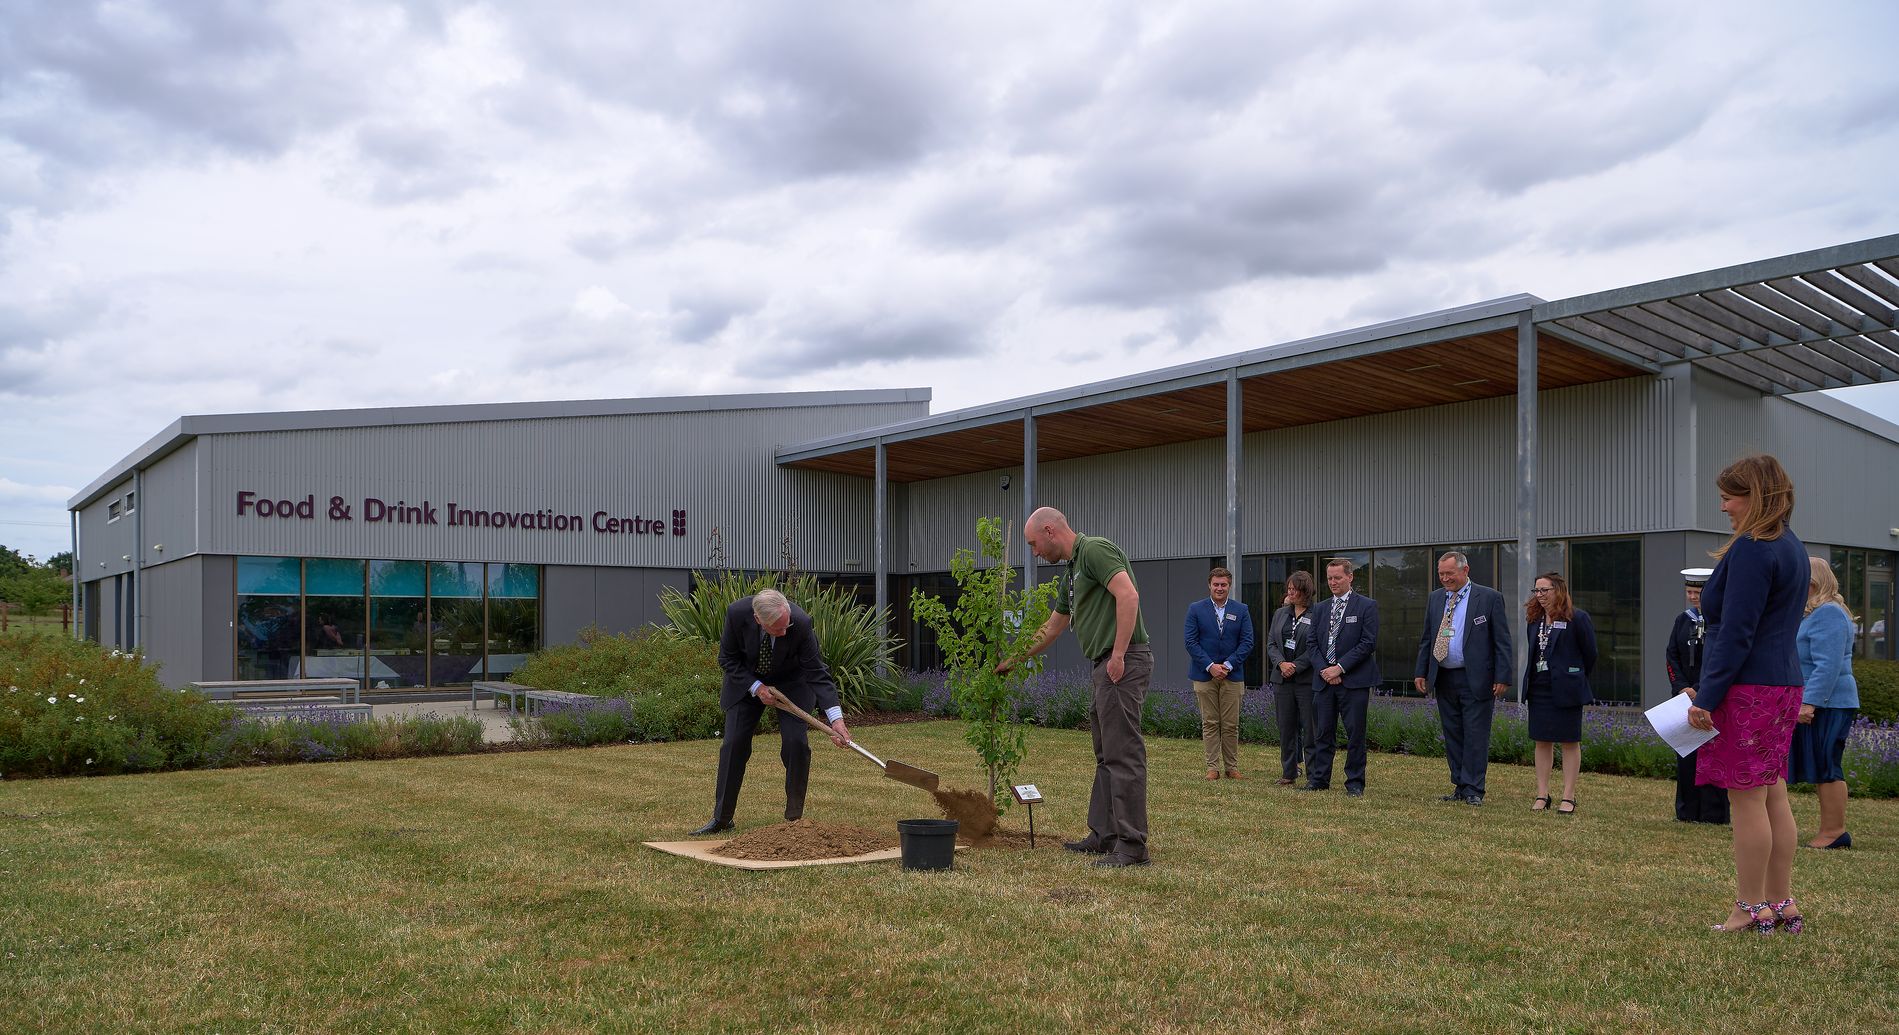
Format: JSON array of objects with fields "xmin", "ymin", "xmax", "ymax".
[{"xmin": 1645, "ymin": 691, "xmax": 1718, "ymax": 757}]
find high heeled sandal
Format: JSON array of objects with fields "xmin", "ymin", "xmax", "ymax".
[
  {"xmin": 1768, "ymin": 897, "xmax": 1804, "ymax": 934},
  {"xmin": 1711, "ymin": 900, "xmax": 1774, "ymax": 934}
]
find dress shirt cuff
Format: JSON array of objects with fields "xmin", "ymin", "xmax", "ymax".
[
  {"xmin": 749, "ymin": 680, "xmax": 762, "ymax": 696},
  {"xmin": 824, "ymin": 706, "xmax": 843, "ymax": 723}
]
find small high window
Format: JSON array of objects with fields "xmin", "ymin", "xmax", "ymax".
[
  {"xmin": 124, "ymin": 491, "xmax": 136, "ymax": 513},
  {"xmin": 108, "ymin": 500, "xmax": 123, "ymax": 522}
]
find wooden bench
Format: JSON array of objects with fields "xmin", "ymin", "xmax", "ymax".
[
  {"xmin": 472, "ymin": 681, "xmax": 597, "ymax": 716},
  {"xmin": 190, "ymin": 678, "xmax": 363, "ymax": 705}
]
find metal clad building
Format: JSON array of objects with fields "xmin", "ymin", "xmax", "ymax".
[{"xmin": 70, "ymin": 236, "xmax": 1899, "ymax": 705}]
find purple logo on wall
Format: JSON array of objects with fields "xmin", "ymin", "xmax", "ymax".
[{"xmin": 235, "ymin": 491, "xmax": 687, "ymax": 537}]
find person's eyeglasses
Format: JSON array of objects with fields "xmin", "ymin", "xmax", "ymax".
[{"xmin": 1532, "ymin": 588, "xmax": 1553, "ymax": 594}]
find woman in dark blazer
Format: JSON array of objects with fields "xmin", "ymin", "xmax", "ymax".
[
  {"xmin": 1266, "ymin": 571, "xmax": 1317, "ymax": 785},
  {"xmin": 1523, "ymin": 572, "xmax": 1596, "ymax": 814}
]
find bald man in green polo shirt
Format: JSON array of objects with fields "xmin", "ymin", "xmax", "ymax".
[{"xmin": 998, "ymin": 507, "xmax": 1152, "ymax": 867}]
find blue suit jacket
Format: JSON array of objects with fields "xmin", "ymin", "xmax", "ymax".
[
  {"xmin": 1414, "ymin": 583, "xmax": 1513, "ymax": 692},
  {"xmin": 1307, "ymin": 593, "xmax": 1381, "ymax": 690},
  {"xmin": 1184, "ymin": 597, "xmax": 1254, "ymax": 684},
  {"xmin": 1523, "ymin": 609, "xmax": 1598, "ymax": 709},
  {"xmin": 1697, "ymin": 530, "xmax": 1808, "ymax": 714}
]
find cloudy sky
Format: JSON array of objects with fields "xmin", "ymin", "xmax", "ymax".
[{"xmin": 3, "ymin": 0, "xmax": 1898, "ymax": 561}]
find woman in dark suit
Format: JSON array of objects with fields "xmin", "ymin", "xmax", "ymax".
[
  {"xmin": 1524, "ymin": 572, "xmax": 1596, "ymax": 814},
  {"xmin": 1266, "ymin": 571, "xmax": 1317, "ymax": 786}
]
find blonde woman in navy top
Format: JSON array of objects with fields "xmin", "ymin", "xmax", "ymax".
[
  {"xmin": 1685, "ymin": 455, "xmax": 1809, "ymax": 935},
  {"xmin": 1790, "ymin": 556, "xmax": 1858, "ymax": 850}
]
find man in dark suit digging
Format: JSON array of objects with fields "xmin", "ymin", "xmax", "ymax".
[{"xmin": 692, "ymin": 589, "xmax": 852, "ymax": 835}]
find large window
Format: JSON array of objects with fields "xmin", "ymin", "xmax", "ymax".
[
  {"xmin": 235, "ymin": 557, "xmax": 542, "ymax": 690},
  {"xmin": 1830, "ymin": 547, "xmax": 1896, "ymax": 660},
  {"xmin": 1568, "ymin": 538, "xmax": 1642, "ymax": 704},
  {"xmin": 236, "ymin": 557, "xmax": 301, "ymax": 679},
  {"xmin": 1371, "ymin": 548, "xmax": 1432, "ymax": 693},
  {"xmin": 486, "ymin": 564, "xmax": 541, "ymax": 679}
]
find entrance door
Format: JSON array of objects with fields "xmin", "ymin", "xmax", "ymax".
[{"xmin": 1866, "ymin": 569, "xmax": 1892, "ymax": 661}]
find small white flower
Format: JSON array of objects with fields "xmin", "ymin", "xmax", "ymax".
[
  {"xmin": 85, "ymin": 758, "xmax": 94, "ymax": 765},
  {"xmin": 107, "ymin": 714, "xmax": 116, "ymax": 721},
  {"xmin": 46, "ymin": 696, "xmax": 57, "ymax": 705},
  {"xmin": 74, "ymin": 716, "xmax": 84, "ymax": 722},
  {"xmin": 75, "ymin": 697, "xmax": 84, "ymax": 703}
]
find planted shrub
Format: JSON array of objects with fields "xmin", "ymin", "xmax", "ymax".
[
  {"xmin": 510, "ymin": 628, "xmax": 724, "ymax": 746},
  {"xmin": 1856, "ymin": 658, "xmax": 1897, "ymax": 723}
]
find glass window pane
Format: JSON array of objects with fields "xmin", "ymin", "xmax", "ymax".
[
  {"xmin": 304, "ymin": 597, "xmax": 367, "ymax": 686},
  {"xmin": 1500, "ymin": 541, "xmax": 1566, "ymax": 601},
  {"xmin": 368, "ymin": 560, "xmax": 426, "ymax": 598},
  {"xmin": 429, "ymin": 561, "xmax": 484, "ymax": 599},
  {"xmin": 1567, "ymin": 538, "xmax": 1641, "ymax": 704},
  {"xmin": 236, "ymin": 597, "xmax": 301, "ymax": 680},
  {"xmin": 486, "ymin": 598, "xmax": 540, "ymax": 680},
  {"xmin": 431, "ymin": 597, "xmax": 485, "ymax": 686},
  {"xmin": 487, "ymin": 563, "xmax": 540, "ymax": 599},
  {"xmin": 237, "ymin": 556, "xmax": 301, "ymax": 595},
  {"xmin": 367, "ymin": 597, "xmax": 428, "ymax": 689},
  {"xmin": 1371, "ymin": 548, "xmax": 1431, "ymax": 694},
  {"xmin": 305, "ymin": 558, "xmax": 364, "ymax": 596}
]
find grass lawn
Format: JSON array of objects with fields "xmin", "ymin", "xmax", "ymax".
[{"xmin": 2, "ymin": 721, "xmax": 1894, "ymax": 1034}]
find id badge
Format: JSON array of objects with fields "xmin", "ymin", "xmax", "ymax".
[
  {"xmin": 1284, "ymin": 637, "xmax": 1298, "ymax": 651},
  {"xmin": 1536, "ymin": 660, "xmax": 1549, "ymax": 673}
]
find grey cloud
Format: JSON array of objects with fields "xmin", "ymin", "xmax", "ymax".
[
  {"xmin": 0, "ymin": 290, "xmax": 110, "ymax": 397},
  {"xmin": 773, "ymin": 307, "xmax": 986, "ymax": 371},
  {"xmin": 668, "ymin": 287, "xmax": 762, "ymax": 344},
  {"xmin": 351, "ymin": 123, "xmax": 494, "ymax": 204}
]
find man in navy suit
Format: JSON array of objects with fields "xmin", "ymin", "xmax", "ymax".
[
  {"xmin": 1185, "ymin": 566, "xmax": 1256, "ymax": 780},
  {"xmin": 1302, "ymin": 558, "xmax": 1380, "ymax": 796},
  {"xmin": 693, "ymin": 589, "xmax": 852, "ymax": 835},
  {"xmin": 1413, "ymin": 551, "xmax": 1513, "ymax": 806}
]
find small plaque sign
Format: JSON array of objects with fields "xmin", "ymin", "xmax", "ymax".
[{"xmin": 1011, "ymin": 784, "xmax": 1042, "ymax": 804}]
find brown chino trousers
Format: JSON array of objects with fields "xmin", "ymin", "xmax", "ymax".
[
  {"xmin": 1088, "ymin": 644, "xmax": 1152, "ymax": 860},
  {"xmin": 1193, "ymin": 676, "xmax": 1244, "ymax": 772}
]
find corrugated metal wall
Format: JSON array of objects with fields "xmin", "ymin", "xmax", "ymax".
[
  {"xmin": 1696, "ymin": 373, "xmax": 1899, "ymax": 548},
  {"xmin": 77, "ymin": 479, "xmax": 136, "ymax": 583},
  {"xmin": 194, "ymin": 401, "xmax": 918, "ymax": 572},
  {"xmin": 139, "ymin": 555, "xmax": 204, "ymax": 687},
  {"xmin": 141, "ymin": 442, "xmax": 199, "ymax": 562},
  {"xmin": 900, "ymin": 376, "xmax": 1676, "ymax": 563}
]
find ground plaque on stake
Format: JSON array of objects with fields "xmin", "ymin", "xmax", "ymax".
[{"xmin": 1011, "ymin": 784, "xmax": 1043, "ymax": 847}]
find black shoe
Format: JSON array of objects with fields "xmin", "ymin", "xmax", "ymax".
[
  {"xmin": 1465, "ymin": 795, "xmax": 1484, "ymax": 807},
  {"xmin": 1437, "ymin": 794, "xmax": 1465, "ymax": 803},
  {"xmin": 1091, "ymin": 853, "xmax": 1150, "ymax": 868},
  {"xmin": 1345, "ymin": 788, "xmax": 1364, "ymax": 797},
  {"xmin": 784, "ymin": 811, "xmax": 803, "ymax": 823},
  {"xmin": 691, "ymin": 818, "xmax": 734, "ymax": 836},
  {"xmin": 1063, "ymin": 838, "xmax": 1109, "ymax": 854},
  {"xmin": 1293, "ymin": 784, "xmax": 1326, "ymax": 792}
]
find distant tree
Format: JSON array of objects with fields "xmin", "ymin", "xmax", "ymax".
[
  {"xmin": 0, "ymin": 564, "xmax": 67, "ymax": 615},
  {"xmin": 46, "ymin": 551, "xmax": 73, "ymax": 576},
  {"xmin": 0, "ymin": 544, "xmax": 29, "ymax": 581}
]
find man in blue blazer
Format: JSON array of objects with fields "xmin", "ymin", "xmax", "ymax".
[
  {"xmin": 1303, "ymin": 558, "xmax": 1380, "ymax": 796},
  {"xmin": 1185, "ymin": 567, "xmax": 1255, "ymax": 779},
  {"xmin": 1413, "ymin": 551, "xmax": 1513, "ymax": 806}
]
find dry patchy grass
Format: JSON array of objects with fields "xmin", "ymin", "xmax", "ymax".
[{"xmin": 1, "ymin": 722, "xmax": 1895, "ymax": 1034}]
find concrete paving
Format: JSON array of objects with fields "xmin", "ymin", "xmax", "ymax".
[{"xmin": 369, "ymin": 697, "xmax": 520, "ymax": 743}]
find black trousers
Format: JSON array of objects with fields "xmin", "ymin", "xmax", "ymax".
[
  {"xmin": 711, "ymin": 694, "xmax": 811, "ymax": 823},
  {"xmin": 1272, "ymin": 679, "xmax": 1315, "ymax": 781},
  {"xmin": 1308, "ymin": 685, "xmax": 1370, "ymax": 792},
  {"xmin": 1434, "ymin": 667, "xmax": 1496, "ymax": 798},
  {"xmin": 1674, "ymin": 749, "xmax": 1730, "ymax": 824}
]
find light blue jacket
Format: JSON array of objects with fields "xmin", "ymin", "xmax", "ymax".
[{"xmin": 1797, "ymin": 602, "xmax": 1859, "ymax": 709}]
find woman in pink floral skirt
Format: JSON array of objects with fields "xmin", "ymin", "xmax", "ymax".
[{"xmin": 1685, "ymin": 455, "xmax": 1809, "ymax": 935}]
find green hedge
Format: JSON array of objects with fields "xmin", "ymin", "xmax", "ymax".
[
  {"xmin": 1856, "ymin": 657, "xmax": 1897, "ymax": 723},
  {"xmin": 510, "ymin": 628, "xmax": 726, "ymax": 747}
]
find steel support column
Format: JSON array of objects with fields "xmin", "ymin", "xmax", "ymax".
[
  {"xmin": 1515, "ymin": 313, "xmax": 1537, "ymax": 703},
  {"xmin": 1022, "ymin": 413, "xmax": 1038, "ymax": 589},
  {"xmin": 1225, "ymin": 370, "xmax": 1242, "ymax": 577},
  {"xmin": 874, "ymin": 440, "xmax": 888, "ymax": 676}
]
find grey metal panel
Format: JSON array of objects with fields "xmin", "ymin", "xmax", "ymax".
[
  {"xmin": 543, "ymin": 565, "xmax": 598, "ymax": 646},
  {"xmin": 196, "ymin": 402, "xmax": 910, "ymax": 573},
  {"xmin": 201, "ymin": 555, "xmax": 235, "ymax": 682},
  {"xmin": 140, "ymin": 440, "xmax": 199, "ymax": 563},
  {"xmin": 138, "ymin": 556, "xmax": 202, "ymax": 690},
  {"xmin": 1037, "ymin": 439, "xmax": 1226, "ymax": 561},
  {"xmin": 900, "ymin": 468, "xmax": 1022, "ymax": 573},
  {"xmin": 77, "ymin": 480, "xmax": 137, "ymax": 584},
  {"xmin": 1696, "ymin": 378, "xmax": 1899, "ymax": 548},
  {"xmin": 72, "ymin": 389, "xmax": 930, "ymax": 510}
]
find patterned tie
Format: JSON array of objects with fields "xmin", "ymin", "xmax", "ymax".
[
  {"xmin": 757, "ymin": 632, "xmax": 774, "ymax": 674},
  {"xmin": 1433, "ymin": 589, "xmax": 1458, "ymax": 663},
  {"xmin": 1326, "ymin": 596, "xmax": 1346, "ymax": 664}
]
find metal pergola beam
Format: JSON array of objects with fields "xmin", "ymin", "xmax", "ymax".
[{"xmin": 1534, "ymin": 233, "xmax": 1899, "ymax": 322}]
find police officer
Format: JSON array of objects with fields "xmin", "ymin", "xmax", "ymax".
[{"xmin": 1666, "ymin": 567, "xmax": 1730, "ymax": 824}]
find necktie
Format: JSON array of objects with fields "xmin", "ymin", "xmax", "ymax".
[
  {"xmin": 1433, "ymin": 590, "xmax": 1458, "ymax": 663},
  {"xmin": 1326, "ymin": 597, "xmax": 1346, "ymax": 663},
  {"xmin": 757, "ymin": 633, "xmax": 774, "ymax": 674}
]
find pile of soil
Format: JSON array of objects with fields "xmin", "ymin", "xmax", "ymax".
[
  {"xmin": 930, "ymin": 787, "xmax": 998, "ymax": 841},
  {"xmin": 711, "ymin": 820, "xmax": 896, "ymax": 861}
]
